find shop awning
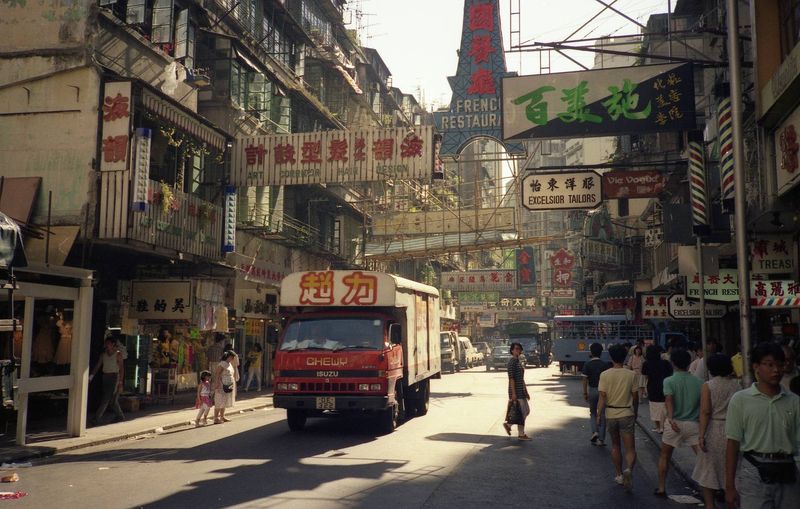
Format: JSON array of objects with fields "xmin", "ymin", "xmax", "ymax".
[
  {"xmin": 594, "ymin": 283, "xmax": 634, "ymax": 303},
  {"xmin": 141, "ymin": 89, "xmax": 227, "ymax": 151}
]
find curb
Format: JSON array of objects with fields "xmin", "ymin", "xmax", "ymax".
[{"xmin": 1, "ymin": 401, "xmax": 274, "ymax": 464}]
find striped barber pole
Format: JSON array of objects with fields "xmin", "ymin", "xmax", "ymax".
[
  {"xmin": 718, "ymin": 97, "xmax": 735, "ymax": 204},
  {"xmin": 688, "ymin": 140, "xmax": 709, "ymax": 227},
  {"xmin": 752, "ymin": 296, "xmax": 800, "ymax": 308}
]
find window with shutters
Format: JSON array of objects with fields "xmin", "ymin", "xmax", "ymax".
[
  {"xmin": 126, "ymin": 0, "xmax": 147, "ymax": 24},
  {"xmin": 151, "ymin": 0, "xmax": 174, "ymax": 44},
  {"xmin": 174, "ymin": 9, "xmax": 196, "ymax": 68}
]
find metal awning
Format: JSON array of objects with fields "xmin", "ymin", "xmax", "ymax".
[{"xmin": 141, "ymin": 89, "xmax": 227, "ymax": 151}]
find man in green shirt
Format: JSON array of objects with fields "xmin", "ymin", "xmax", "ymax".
[
  {"xmin": 725, "ymin": 342, "xmax": 800, "ymax": 509},
  {"xmin": 655, "ymin": 348, "xmax": 703, "ymax": 497}
]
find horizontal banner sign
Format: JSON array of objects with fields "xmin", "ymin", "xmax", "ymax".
[
  {"xmin": 751, "ymin": 280, "xmax": 800, "ymax": 308},
  {"xmin": 232, "ymin": 126, "xmax": 433, "ymax": 186},
  {"xmin": 502, "ymin": 63, "xmax": 696, "ymax": 140},
  {"xmin": 687, "ymin": 269, "xmax": 739, "ymax": 302},
  {"xmin": 749, "ymin": 234, "xmax": 794, "ymax": 275},
  {"xmin": 602, "ymin": 170, "xmax": 667, "ymax": 199},
  {"xmin": 441, "ymin": 270, "xmax": 517, "ymax": 291},
  {"xmin": 521, "ymin": 171, "xmax": 602, "ymax": 210},
  {"xmin": 371, "ymin": 207, "xmax": 515, "ymax": 236},
  {"xmin": 641, "ymin": 293, "xmax": 669, "ymax": 319},
  {"xmin": 130, "ymin": 280, "xmax": 192, "ymax": 321}
]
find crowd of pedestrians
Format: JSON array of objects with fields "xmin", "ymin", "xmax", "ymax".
[{"xmin": 575, "ymin": 337, "xmax": 800, "ymax": 508}]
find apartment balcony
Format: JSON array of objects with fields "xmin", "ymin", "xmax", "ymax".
[{"xmin": 98, "ymin": 171, "xmax": 224, "ymax": 261}]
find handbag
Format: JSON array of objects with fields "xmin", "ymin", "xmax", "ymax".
[
  {"xmin": 505, "ymin": 400, "xmax": 524, "ymax": 425},
  {"xmin": 744, "ymin": 453, "xmax": 798, "ymax": 484},
  {"xmin": 222, "ymin": 383, "xmax": 234, "ymax": 393}
]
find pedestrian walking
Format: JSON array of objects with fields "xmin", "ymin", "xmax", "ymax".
[
  {"xmin": 213, "ymin": 350, "xmax": 237, "ymax": 424},
  {"xmin": 582, "ymin": 342, "xmax": 610, "ymax": 446},
  {"xmin": 205, "ymin": 332, "xmax": 225, "ymax": 372},
  {"xmin": 89, "ymin": 337, "xmax": 125, "ymax": 425},
  {"xmin": 691, "ymin": 354, "xmax": 740, "ymax": 509},
  {"xmin": 655, "ymin": 348, "xmax": 703, "ymax": 498},
  {"xmin": 194, "ymin": 370, "xmax": 213, "ymax": 426},
  {"xmin": 725, "ymin": 342, "xmax": 800, "ymax": 509},
  {"xmin": 642, "ymin": 345, "xmax": 672, "ymax": 433},
  {"xmin": 597, "ymin": 343, "xmax": 638, "ymax": 492},
  {"xmin": 243, "ymin": 343, "xmax": 263, "ymax": 392},
  {"xmin": 502, "ymin": 342, "xmax": 531, "ymax": 441},
  {"xmin": 626, "ymin": 345, "xmax": 646, "ymax": 398}
]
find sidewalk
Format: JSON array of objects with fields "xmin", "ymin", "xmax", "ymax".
[
  {"xmin": 635, "ymin": 398, "xmax": 699, "ymax": 490},
  {"xmin": 0, "ymin": 388, "xmax": 275, "ymax": 464}
]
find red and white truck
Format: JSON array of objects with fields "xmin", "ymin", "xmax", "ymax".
[{"xmin": 273, "ymin": 270, "xmax": 441, "ymax": 433}]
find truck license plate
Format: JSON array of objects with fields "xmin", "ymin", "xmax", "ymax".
[{"xmin": 315, "ymin": 397, "xmax": 335, "ymax": 410}]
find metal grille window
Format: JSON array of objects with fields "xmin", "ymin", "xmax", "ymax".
[
  {"xmin": 231, "ymin": 61, "xmax": 245, "ymax": 107},
  {"xmin": 247, "ymin": 73, "xmax": 271, "ymax": 120},
  {"xmin": 151, "ymin": 0, "xmax": 174, "ymax": 44},
  {"xmin": 174, "ymin": 9, "xmax": 195, "ymax": 68}
]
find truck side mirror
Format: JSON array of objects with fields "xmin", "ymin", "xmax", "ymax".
[{"xmin": 389, "ymin": 324, "xmax": 402, "ymax": 345}]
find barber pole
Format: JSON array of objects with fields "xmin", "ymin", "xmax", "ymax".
[
  {"xmin": 718, "ymin": 97, "xmax": 735, "ymax": 209},
  {"xmin": 688, "ymin": 140, "xmax": 709, "ymax": 227}
]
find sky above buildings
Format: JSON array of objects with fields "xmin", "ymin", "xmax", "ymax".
[{"xmin": 354, "ymin": 0, "xmax": 668, "ymax": 110}]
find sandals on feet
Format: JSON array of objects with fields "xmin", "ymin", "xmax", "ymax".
[
  {"xmin": 517, "ymin": 434, "xmax": 531, "ymax": 441},
  {"xmin": 653, "ymin": 489, "xmax": 668, "ymax": 498}
]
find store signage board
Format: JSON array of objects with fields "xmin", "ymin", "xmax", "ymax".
[
  {"xmin": 130, "ymin": 280, "xmax": 192, "ymax": 321},
  {"xmin": 542, "ymin": 289, "xmax": 576, "ymax": 299},
  {"xmin": 100, "ymin": 81, "xmax": 132, "ymax": 173},
  {"xmin": 774, "ymin": 106, "xmax": 800, "ymax": 196},
  {"xmin": 521, "ymin": 171, "xmax": 602, "ymax": 210},
  {"xmin": 502, "ymin": 62, "xmax": 696, "ymax": 140},
  {"xmin": 750, "ymin": 234, "xmax": 794, "ymax": 274},
  {"xmin": 602, "ymin": 170, "xmax": 667, "ymax": 199},
  {"xmin": 441, "ymin": 269, "xmax": 517, "ymax": 291},
  {"xmin": 516, "ymin": 246, "xmax": 536, "ymax": 287},
  {"xmin": 371, "ymin": 207, "xmax": 515, "ymax": 236},
  {"xmin": 668, "ymin": 294, "xmax": 727, "ymax": 319},
  {"xmin": 457, "ymin": 291, "xmax": 501, "ymax": 304},
  {"xmin": 232, "ymin": 126, "xmax": 433, "ymax": 186},
  {"xmin": 751, "ymin": 280, "xmax": 800, "ymax": 308},
  {"xmin": 687, "ymin": 269, "xmax": 739, "ymax": 302},
  {"xmin": 641, "ymin": 293, "xmax": 669, "ymax": 320}
]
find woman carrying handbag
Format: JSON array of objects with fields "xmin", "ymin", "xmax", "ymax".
[{"xmin": 503, "ymin": 342, "xmax": 531, "ymax": 440}]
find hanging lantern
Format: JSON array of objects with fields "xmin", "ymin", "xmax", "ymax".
[
  {"xmin": 688, "ymin": 140, "xmax": 709, "ymax": 228},
  {"xmin": 718, "ymin": 97, "xmax": 735, "ymax": 209}
]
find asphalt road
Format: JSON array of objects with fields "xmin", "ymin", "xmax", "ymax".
[{"xmin": 7, "ymin": 365, "xmax": 697, "ymax": 508}]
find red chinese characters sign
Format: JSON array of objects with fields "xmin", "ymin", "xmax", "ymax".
[
  {"xmin": 233, "ymin": 126, "xmax": 434, "ymax": 186},
  {"xmin": 294, "ymin": 271, "xmax": 380, "ymax": 306},
  {"xmin": 100, "ymin": 82, "xmax": 132, "ymax": 172},
  {"xmin": 641, "ymin": 294, "xmax": 669, "ymax": 320}
]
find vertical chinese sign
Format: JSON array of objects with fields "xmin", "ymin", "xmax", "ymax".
[
  {"xmin": 432, "ymin": 0, "xmax": 524, "ymax": 156},
  {"xmin": 516, "ymin": 246, "xmax": 536, "ymax": 287},
  {"xmin": 100, "ymin": 82, "xmax": 132, "ymax": 172},
  {"xmin": 550, "ymin": 248, "xmax": 575, "ymax": 288}
]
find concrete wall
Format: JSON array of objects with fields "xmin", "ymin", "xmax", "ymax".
[
  {"xmin": 0, "ymin": 66, "xmax": 99, "ymax": 224},
  {"xmin": 0, "ymin": 0, "xmax": 91, "ymax": 54}
]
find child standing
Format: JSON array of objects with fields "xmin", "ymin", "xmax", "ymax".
[{"xmin": 195, "ymin": 370, "xmax": 213, "ymax": 426}]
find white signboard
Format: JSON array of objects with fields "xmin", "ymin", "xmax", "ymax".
[
  {"xmin": 641, "ymin": 294, "xmax": 669, "ymax": 320},
  {"xmin": 235, "ymin": 288, "xmax": 278, "ymax": 319},
  {"xmin": 521, "ymin": 171, "xmax": 602, "ymax": 210},
  {"xmin": 100, "ymin": 81, "xmax": 132, "ymax": 172},
  {"xmin": 541, "ymin": 289, "xmax": 576, "ymax": 299},
  {"xmin": 232, "ymin": 126, "xmax": 434, "ymax": 186},
  {"xmin": 130, "ymin": 280, "xmax": 192, "ymax": 321},
  {"xmin": 372, "ymin": 207, "xmax": 516, "ymax": 236},
  {"xmin": 750, "ymin": 234, "xmax": 794, "ymax": 274},
  {"xmin": 440, "ymin": 270, "xmax": 518, "ymax": 291},
  {"xmin": 668, "ymin": 294, "xmax": 727, "ymax": 319},
  {"xmin": 751, "ymin": 280, "xmax": 800, "ymax": 308},
  {"xmin": 687, "ymin": 269, "xmax": 739, "ymax": 302}
]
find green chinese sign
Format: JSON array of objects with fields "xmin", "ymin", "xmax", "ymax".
[
  {"xmin": 502, "ymin": 63, "xmax": 695, "ymax": 140},
  {"xmin": 457, "ymin": 291, "xmax": 501, "ymax": 304}
]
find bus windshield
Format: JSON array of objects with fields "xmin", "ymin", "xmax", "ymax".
[{"xmin": 280, "ymin": 317, "xmax": 386, "ymax": 351}]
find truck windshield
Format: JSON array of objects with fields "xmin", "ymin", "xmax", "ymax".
[{"xmin": 280, "ymin": 317, "xmax": 385, "ymax": 351}]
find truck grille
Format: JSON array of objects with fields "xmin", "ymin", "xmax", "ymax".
[{"xmin": 300, "ymin": 382, "xmax": 357, "ymax": 392}]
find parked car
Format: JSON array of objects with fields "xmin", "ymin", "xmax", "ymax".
[
  {"xmin": 486, "ymin": 345, "xmax": 527, "ymax": 371},
  {"xmin": 440, "ymin": 331, "xmax": 461, "ymax": 374},
  {"xmin": 473, "ymin": 341, "xmax": 491, "ymax": 361},
  {"xmin": 458, "ymin": 336, "xmax": 482, "ymax": 368}
]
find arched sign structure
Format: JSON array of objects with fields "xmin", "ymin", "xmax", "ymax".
[{"xmin": 433, "ymin": 0, "xmax": 525, "ymax": 158}]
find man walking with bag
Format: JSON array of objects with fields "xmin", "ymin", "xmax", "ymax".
[
  {"xmin": 725, "ymin": 342, "xmax": 800, "ymax": 509},
  {"xmin": 502, "ymin": 342, "xmax": 531, "ymax": 440}
]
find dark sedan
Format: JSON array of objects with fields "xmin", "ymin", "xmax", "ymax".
[{"xmin": 486, "ymin": 346, "xmax": 526, "ymax": 371}]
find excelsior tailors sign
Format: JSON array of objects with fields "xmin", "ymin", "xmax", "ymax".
[{"xmin": 521, "ymin": 171, "xmax": 602, "ymax": 210}]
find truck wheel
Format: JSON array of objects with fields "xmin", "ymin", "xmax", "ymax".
[
  {"xmin": 286, "ymin": 410, "xmax": 306, "ymax": 431},
  {"xmin": 379, "ymin": 403, "xmax": 398, "ymax": 433},
  {"xmin": 415, "ymin": 380, "xmax": 430, "ymax": 416},
  {"xmin": 449, "ymin": 364, "xmax": 455, "ymax": 374},
  {"xmin": 486, "ymin": 364, "xmax": 491, "ymax": 371}
]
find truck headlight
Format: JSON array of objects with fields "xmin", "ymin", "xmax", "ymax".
[
  {"xmin": 369, "ymin": 384, "xmax": 381, "ymax": 391},
  {"xmin": 277, "ymin": 383, "xmax": 288, "ymax": 390},
  {"xmin": 358, "ymin": 383, "xmax": 369, "ymax": 391}
]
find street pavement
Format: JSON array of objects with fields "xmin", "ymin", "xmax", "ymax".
[{"xmin": 0, "ymin": 366, "xmax": 703, "ymax": 507}]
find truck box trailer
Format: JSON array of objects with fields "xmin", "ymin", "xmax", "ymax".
[{"xmin": 273, "ymin": 270, "xmax": 441, "ymax": 432}]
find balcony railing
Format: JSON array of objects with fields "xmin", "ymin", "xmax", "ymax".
[{"xmin": 99, "ymin": 170, "xmax": 224, "ymax": 260}]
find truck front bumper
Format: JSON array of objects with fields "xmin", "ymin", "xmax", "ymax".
[{"xmin": 274, "ymin": 394, "xmax": 389, "ymax": 411}]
